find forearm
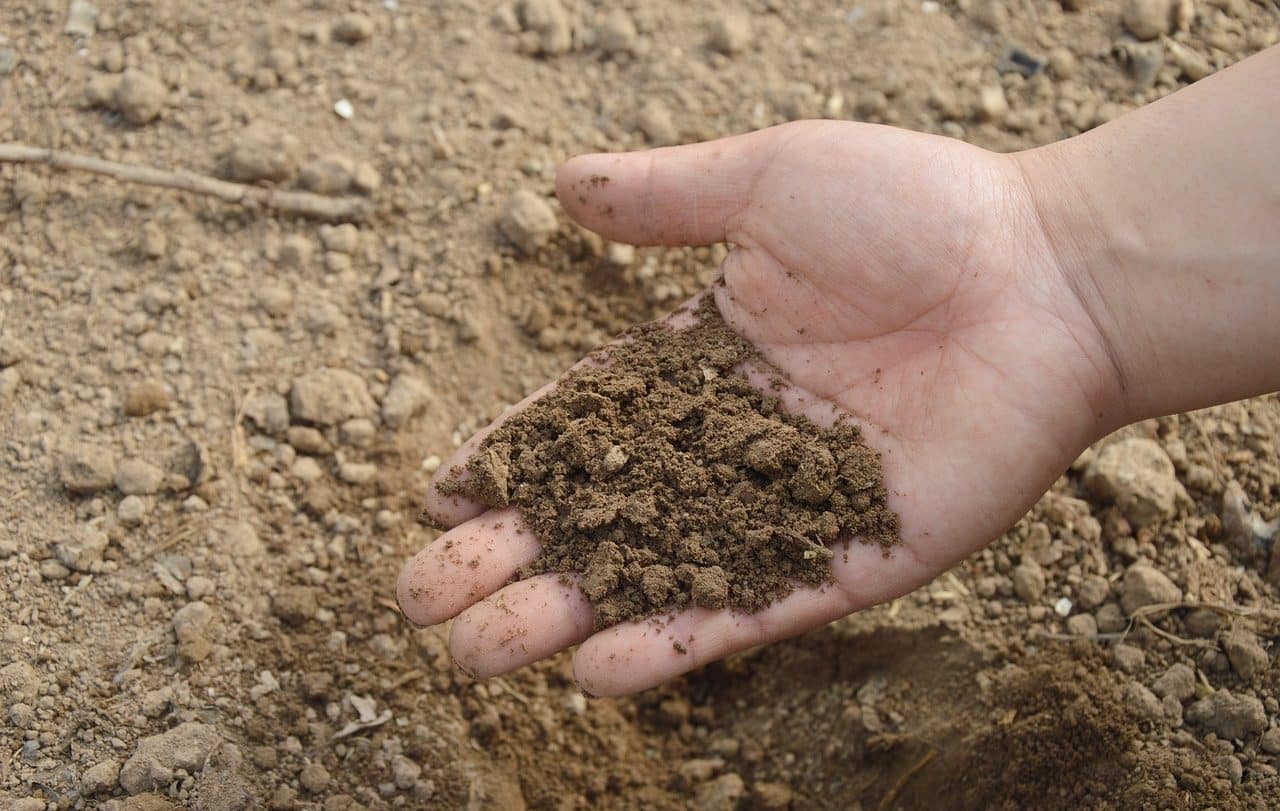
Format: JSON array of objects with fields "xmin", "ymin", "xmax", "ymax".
[{"xmin": 1016, "ymin": 44, "xmax": 1280, "ymax": 425}]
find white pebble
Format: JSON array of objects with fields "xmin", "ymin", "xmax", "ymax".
[
  {"xmin": 118, "ymin": 495, "xmax": 147, "ymax": 525},
  {"xmin": 1053, "ymin": 597, "xmax": 1073, "ymax": 617},
  {"xmin": 334, "ymin": 99, "xmax": 354, "ymax": 120}
]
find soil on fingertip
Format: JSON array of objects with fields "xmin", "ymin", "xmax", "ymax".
[{"xmin": 439, "ymin": 295, "xmax": 899, "ymax": 628}]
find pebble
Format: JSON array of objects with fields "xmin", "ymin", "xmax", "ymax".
[
  {"xmin": 1166, "ymin": 39, "xmax": 1214, "ymax": 81},
  {"xmin": 519, "ymin": 0, "xmax": 573, "ymax": 56},
  {"xmin": 1185, "ymin": 606, "xmax": 1225, "ymax": 637},
  {"xmin": 273, "ymin": 586, "xmax": 319, "ymax": 625},
  {"xmin": 244, "ymin": 392, "xmax": 291, "ymax": 437},
  {"xmin": 115, "ymin": 458, "xmax": 165, "ymax": 495},
  {"xmin": 637, "ymin": 99, "xmax": 680, "ymax": 146},
  {"xmin": 61, "ymin": 443, "xmax": 118, "ymax": 494},
  {"xmin": 278, "ymin": 234, "xmax": 314, "ymax": 270},
  {"xmin": 1085, "ymin": 438, "xmax": 1183, "ymax": 528},
  {"xmin": 64, "ymin": 0, "xmax": 99, "ymax": 36},
  {"xmin": 499, "ymin": 190, "xmax": 558, "ymax": 255},
  {"xmin": 340, "ymin": 418, "xmax": 375, "ymax": 447},
  {"xmin": 300, "ymin": 154, "xmax": 357, "ymax": 195},
  {"xmin": 299, "ymin": 762, "xmax": 331, "ymax": 793},
  {"xmin": 222, "ymin": 520, "xmax": 263, "ymax": 557},
  {"xmin": 694, "ymin": 773, "xmax": 746, "ymax": 811},
  {"xmin": 753, "ymin": 781, "xmax": 794, "ymax": 810},
  {"xmin": 119, "ymin": 722, "xmax": 221, "ymax": 794},
  {"xmin": 1186, "ymin": 689, "xmax": 1267, "ymax": 739},
  {"xmin": 391, "ymin": 754, "xmax": 422, "ymax": 789},
  {"xmin": 227, "ymin": 126, "xmax": 301, "ymax": 183},
  {"xmin": 1123, "ymin": 0, "xmax": 1175, "ymax": 40},
  {"xmin": 186, "ymin": 575, "xmax": 214, "ymax": 600},
  {"xmin": 333, "ymin": 12, "xmax": 375, "ymax": 43},
  {"xmin": 1120, "ymin": 563, "xmax": 1182, "ymax": 615},
  {"xmin": 1222, "ymin": 628, "xmax": 1269, "ymax": 680},
  {"xmin": 1122, "ymin": 681, "xmax": 1164, "ymax": 723},
  {"xmin": 1076, "ymin": 575, "xmax": 1110, "ymax": 609},
  {"xmin": 289, "ymin": 425, "xmax": 333, "ymax": 455},
  {"xmin": 320, "ymin": 223, "xmax": 360, "ymax": 254},
  {"xmin": 605, "ymin": 242, "xmax": 635, "ymax": 268},
  {"xmin": 1261, "ymin": 726, "xmax": 1280, "ymax": 755},
  {"xmin": 564, "ymin": 692, "xmax": 588, "ymax": 715},
  {"xmin": 1152, "ymin": 663, "xmax": 1196, "ymax": 701},
  {"xmin": 382, "ymin": 375, "xmax": 432, "ymax": 429},
  {"xmin": 1112, "ymin": 643, "xmax": 1145, "ymax": 673},
  {"xmin": 1011, "ymin": 562, "xmax": 1045, "ymax": 602},
  {"xmin": 290, "ymin": 368, "xmax": 376, "ymax": 426},
  {"xmin": 56, "ymin": 525, "xmax": 109, "ymax": 571},
  {"xmin": 1066, "ymin": 613, "xmax": 1098, "ymax": 637},
  {"xmin": 82, "ymin": 759, "xmax": 120, "ymax": 794},
  {"xmin": 597, "ymin": 8, "xmax": 637, "ymax": 55},
  {"xmin": 1, "ymin": 660, "xmax": 41, "ymax": 704},
  {"xmin": 977, "ymin": 85, "xmax": 1008, "ymax": 121},
  {"xmin": 123, "ymin": 380, "xmax": 170, "ymax": 417},
  {"xmin": 291, "ymin": 457, "xmax": 324, "ymax": 482},
  {"xmin": 337, "ymin": 461, "xmax": 377, "ymax": 485},
  {"xmin": 113, "ymin": 69, "xmax": 165, "ymax": 125},
  {"xmin": 707, "ymin": 12, "xmax": 752, "ymax": 55},
  {"xmin": 1047, "ymin": 46, "xmax": 1077, "ymax": 80},
  {"xmin": 256, "ymin": 283, "xmax": 295, "ymax": 317}
]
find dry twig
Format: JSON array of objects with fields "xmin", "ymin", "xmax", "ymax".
[{"xmin": 0, "ymin": 143, "xmax": 370, "ymax": 221}]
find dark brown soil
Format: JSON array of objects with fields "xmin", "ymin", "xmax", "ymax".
[{"xmin": 439, "ymin": 295, "xmax": 899, "ymax": 627}]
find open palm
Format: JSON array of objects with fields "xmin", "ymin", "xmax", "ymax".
[{"xmin": 397, "ymin": 121, "xmax": 1123, "ymax": 696}]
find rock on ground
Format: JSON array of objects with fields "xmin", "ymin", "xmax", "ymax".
[
  {"xmin": 519, "ymin": 0, "xmax": 572, "ymax": 55},
  {"xmin": 113, "ymin": 69, "xmax": 165, "ymax": 125},
  {"xmin": 116, "ymin": 458, "xmax": 165, "ymax": 495},
  {"xmin": 1120, "ymin": 563, "xmax": 1182, "ymax": 615},
  {"xmin": 1123, "ymin": 0, "xmax": 1176, "ymax": 40},
  {"xmin": 123, "ymin": 380, "xmax": 170, "ymax": 417},
  {"xmin": 1222, "ymin": 628, "xmax": 1269, "ymax": 680},
  {"xmin": 56, "ymin": 525, "xmax": 108, "ymax": 571},
  {"xmin": 499, "ymin": 190, "xmax": 558, "ymax": 255},
  {"xmin": 226, "ymin": 126, "xmax": 301, "ymax": 183},
  {"xmin": 1185, "ymin": 689, "xmax": 1267, "ymax": 740},
  {"xmin": 81, "ymin": 759, "xmax": 120, "ymax": 794},
  {"xmin": 382, "ymin": 374, "xmax": 432, "ymax": 429},
  {"xmin": 1083, "ymin": 438, "xmax": 1184, "ymax": 528},
  {"xmin": 289, "ymin": 368, "xmax": 376, "ymax": 426},
  {"xmin": 707, "ymin": 12, "xmax": 752, "ymax": 55},
  {"xmin": 119, "ymin": 721, "xmax": 221, "ymax": 794}
]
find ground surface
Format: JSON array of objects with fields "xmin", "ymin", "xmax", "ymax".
[{"xmin": 1, "ymin": 1, "xmax": 1279, "ymax": 809}]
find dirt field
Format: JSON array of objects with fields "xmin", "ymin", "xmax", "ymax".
[{"xmin": 2, "ymin": 1, "xmax": 1279, "ymax": 809}]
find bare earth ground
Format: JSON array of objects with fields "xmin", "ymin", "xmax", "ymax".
[{"xmin": 2, "ymin": 1, "xmax": 1279, "ymax": 809}]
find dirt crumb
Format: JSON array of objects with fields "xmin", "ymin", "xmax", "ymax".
[{"xmin": 441, "ymin": 297, "xmax": 898, "ymax": 627}]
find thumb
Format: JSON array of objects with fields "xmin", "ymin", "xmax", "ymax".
[{"xmin": 555, "ymin": 124, "xmax": 794, "ymax": 247}]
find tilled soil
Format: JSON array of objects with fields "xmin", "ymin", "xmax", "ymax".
[{"xmin": 2, "ymin": 1, "xmax": 1278, "ymax": 810}]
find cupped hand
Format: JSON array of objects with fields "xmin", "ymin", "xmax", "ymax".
[{"xmin": 397, "ymin": 120, "xmax": 1125, "ymax": 696}]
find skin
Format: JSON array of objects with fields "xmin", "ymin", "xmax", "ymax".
[{"xmin": 398, "ymin": 45, "xmax": 1280, "ymax": 697}]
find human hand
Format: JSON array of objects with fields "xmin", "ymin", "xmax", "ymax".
[{"xmin": 397, "ymin": 120, "xmax": 1126, "ymax": 696}]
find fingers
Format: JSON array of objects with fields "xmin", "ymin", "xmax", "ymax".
[
  {"xmin": 555, "ymin": 124, "xmax": 799, "ymax": 247},
  {"xmin": 449, "ymin": 573, "xmax": 596, "ymax": 678},
  {"xmin": 572, "ymin": 541, "xmax": 935, "ymax": 697},
  {"xmin": 423, "ymin": 380, "xmax": 558, "ymax": 529},
  {"xmin": 396, "ymin": 507, "xmax": 540, "ymax": 627}
]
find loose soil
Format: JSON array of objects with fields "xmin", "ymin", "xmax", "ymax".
[
  {"xmin": 2, "ymin": 2, "xmax": 1279, "ymax": 810},
  {"xmin": 440, "ymin": 295, "xmax": 897, "ymax": 628}
]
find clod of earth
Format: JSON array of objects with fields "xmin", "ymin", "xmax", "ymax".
[{"xmin": 440, "ymin": 296, "xmax": 899, "ymax": 627}]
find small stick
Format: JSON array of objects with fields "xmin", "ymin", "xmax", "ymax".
[
  {"xmin": 879, "ymin": 747, "xmax": 937, "ymax": 811},
  {"xmin": 0, "ymin": 143, "xmax": 371, "ymax": 222}
]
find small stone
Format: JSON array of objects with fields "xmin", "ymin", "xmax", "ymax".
[
  {"xmin": 391, "ymin": 755, "xmax": 421, "ymax": 790},
  {"xmin": 1123, "ymin": 681, "xmax": 1164, "ymax": 724},
  {"xmin": 65, "ymin": 0, "xmax": 99, "ymax": 36},
  {"xmin": 1152, "ymin": 663, "xmax": 1196, "ymax": 701},
  {"xmin": 82, "ymin": 758, "xmax": 120, "ymax": 794},
  {"xmin": 123, "ymin": 380, "xmax": 170, "ymax": 416},
  {"xmin": 116, "ymin": 459, "xmax": 164, "ymax": 495},
  {"xmin": 337, "ymin": 461, "xmax": 376, "ymax": 485},
  {"xmin": 119, "ymin": 722, "xmax": 221, "ymax": 794},
  {"xmin": 288, "ymin": 425, "xmax": 333, "ymax": 456},
  {"xmin": 61, "ymin": 443, "xmax": 117, "ymax": 494},
  {"xmin": 1076, "ymin": 575, "xmax": 1110, "ymax": 609},
  {"xmin": 597, "ymin": 9, "xmax": 637, "ymax": 55},
  {"xmin": 707, "ymin": 12, "xmax": 752, "ymax": 55},
  {"xmin": 319, "ymin": 223, "xmax": 360, "ymax": 254},
  {"xmin": 1011, "ymin": 562, "xmax": 1045, "ymax": 602},
  {"xmin": 382, "ymin": 375, "xmax": 432, "ymax": 429},
  {"xmin": 1084, "ymin": 438, "xmax": 1183, "ymax": 528},
  {"xmin": 604, "ymin": 242, "xmax": 635, "ymax": 268},
  {"xmin": 140, "ymin": 222, "xmax": 167, "ymax": 258},
  {"xmin": 695, "ymin": 773, "xmax": 746, "ymax": 811},
  {"xmin": 1185, "ymin": 607, "xmax": 1225, "ymax": 637},
  {"xmin": 1112, "ymin": 643, "xmax": 1145, "ymax": 673},
  {"xmin": 0, "ymin": 661, "xmax": 41, "ymax": 704},
  {"xmin": 13, "ymin": 800, "xmax": 44, "ymax": 811},
  {"xmin": 56, "ymin": 525, "xmax": 109, "ymax": 571},
  {"xmin": 41, "ymin": 559, "xmax": 71, "ymax": 579},
  {"xmin": 1261, "ymin": 727, "xmax": 1280, "ymax": 755},
  {"xmin": 274, "ymin": 586, "xmax": 319, "ymax": 625},
  {"xmin": 256, "ymin": 283, "xmax": 294, "ymax": 317},
  {"xmin": 499, "ymin": 190, "xmax": 558, "ymax": 255},
  {"xmin": 244, "ymin": 392, "xmax": 290, "ymax": 437},
  {"xmin": 333, "ymin": 12, "xmax": 375, "ymax": 43},
  {"xmin": 1223, "ymin": 628, "xmax": 1269, "ymax": 680},
  {"xmin": 339, "ymin": 418, "xmax": 375, "ymax": 446},
  {"xmin": 290, "ymin": 368, "xmax": 376, "ymax": 426},
  {"xmin": 186, "ymin": 575, "xmax": 214, "ymax": 600},
  {"xmin": 519, "ymin": 0, "xmax": 572, "ymax": 56},
  {"xmin": 300, "ymin": 154, "xmax": 356, "ymax": 195},
  {"xmin": 291, "ymin": 457, "xmax": 324, "ymax": 482},
  {"xmin": 279, "ymin": 234, "xmax": 314, "ymax": 269},
  {"xmin": 227, "ymin": 126, "xmax": 301, "ymax": 184},
  {"xmin": 1120, "ymin": 563, "xmax": 1182, "ymax": 615},
  {"xmin": 1047, "ymin": 47, "xmax": 1077, "ymax": 79},
  {"xmin": 113, "ymin": 69, "xmax": 165, "ymax": 125},
  {"xmin": 1166, "ymin": 39, "xmax": 1214, "ymax": 81},
  {"xmin": 977, "ymin": 85, "xmax": 1008, "ymax": 121},
  {"xmin": 299, "ymin": 762, "xmax": 331, "ymax": 793},
  {"xmin": 1123, "ymin": 0, "xmax": 1175, "ymax": 40},
  {"xmin": 222, "ymin": 521, "xmax": 262, "ymax": 557},
  {"xmin": 1066, "ymin": 613, "xmax": 1098, "ymax": 637},
  {"xmin": 637, "ymin": 100, "xmax": 679, "ymax": 146},
  {"xmin": 753, "ymin": 781, "xmax": 793, "ymax": 810},
  {"xmin": 352, "ymin": 161, "xmax": 381, "ymax": 194},
  {"xmin": 1185, "ymin": 689, "xmax": 1267, "ymax": 740}
]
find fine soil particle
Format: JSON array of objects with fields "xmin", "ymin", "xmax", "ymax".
[{"xmin": 440, "ymin": 296, "xmax": 899, "ymax": 627}]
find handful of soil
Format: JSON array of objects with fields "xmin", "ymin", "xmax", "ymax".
[{"xmin": 439, "ymin": 296, "xmax": 899, "ymax": 628}]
